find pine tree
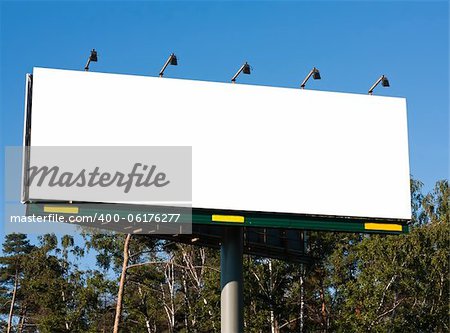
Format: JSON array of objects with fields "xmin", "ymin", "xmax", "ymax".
[{"xmin": 0, "ymin": 233, "xmax": 33, "ymax": 333}]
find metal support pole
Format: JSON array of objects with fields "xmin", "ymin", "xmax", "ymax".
[
  {"xmin": 221, "ymin": 227, "xmax": 244, "ymax": 333},
  {"xmin": 84, "ymin": 59, "xmax": 91, "ymax": 71},
  {"xmin": 159, "ymin": 57, "xmax": 172, "ymax": 77},
  {"xmin": 368, "ymin": 76, "xmax": 383, "ymax": 95},
  {"xmin": 300, "ymin": 69, "xmax": 314, "ymax": 89}
]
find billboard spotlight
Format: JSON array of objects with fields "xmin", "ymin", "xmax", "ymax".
[
  {"xmin": 300, "ymin": 67, "xmax": 321, "ymax": 89},
  {"xmin": 84, "ymin": 49, "xmax": 98, "ymax": 72},
  {"xmin": 368, "ymin": 75, "xmax": 390, "ymax": 95},
  {"xmin": 159, "ymin": 53, "xmax": 178, "ymax": 77},
  {"xmin": 231, "ymin": 62, "xmax": 251, "ymax": 83}
]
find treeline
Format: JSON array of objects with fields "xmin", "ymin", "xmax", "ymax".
[{"xmin": 0, "ymin": 179, "xmax": 448, "ymax": 332}]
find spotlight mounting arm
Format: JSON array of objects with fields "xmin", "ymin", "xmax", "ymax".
[
  {"xmin": 300, "ymin": 67, "xmax": 321, "ymax": 89},
  {"xmin": 159, "ymin": 53, "xmax": 178, "ymax": 77},
  {"xmin": 368, "ymin": 75, "xmax": 390, "ymax": 95},
  {"xmin": 231, "ymin": 62, "xmax": 251, "ymax": 83}
]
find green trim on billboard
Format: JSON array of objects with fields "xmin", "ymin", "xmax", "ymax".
[{"xmin": 26, "ymin": 203, "xmax": 409, "ymax": 235}]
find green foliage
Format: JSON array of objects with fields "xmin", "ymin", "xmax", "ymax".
[
  {"xmin": 327, "ymin": 180, "xmax": 449, "ymax": 332},
  {"xmin": 0, "ymin": 179, "xmax": 448, "ymax": 332}
]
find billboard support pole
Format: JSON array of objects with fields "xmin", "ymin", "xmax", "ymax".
[{"xmin": 221, "ymin": 226, "xmax": 244, "ymax": 333}]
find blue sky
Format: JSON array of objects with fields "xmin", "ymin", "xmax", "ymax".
[{"xmin": 0, "ymin": 1, "xmax": 448, "ymax": 240}]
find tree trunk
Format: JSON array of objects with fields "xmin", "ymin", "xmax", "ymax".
[
  {"xmin": 299, "ymin": 264, "xmax": 305, "ymax": 333},
  {"xmin": 113, "ymin": 234, "xmax": 132, "ymax": 333},
  {"xmin": 268, "ymin": 259, "xmax": 279, "ymax": 333},
  {"xmin": 319, "ymin": 284, "xmax": 327, "ymax": 333},
  {"xmin": 167, "ymin": 260, "xmax": 176, "ymax": 333},
  {"xmin": 61, "ymin": 289, "xmax": 70, "ymax": 331},
  {"xmin": 137, "ymin": 284, "xmax": 153, "ymax": 333},
  {"xmin": 17, "ymin": 306, "xmax": 26, "ymax": 333},
  {"xmin": 7, "ymin": 269, "xmax": 19, "ymax": 333},
  {"xmin": 181, "ymin": 269, "xmax": 191, "ymax": 332}
]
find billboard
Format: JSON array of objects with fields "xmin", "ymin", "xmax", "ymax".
[{"xmin": 23, "ymin": 67, "xmax": 411, "ymax": 221}]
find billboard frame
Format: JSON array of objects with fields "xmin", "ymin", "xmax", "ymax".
[{"xmin": 21, "ymin": 71, "xmax": 410, "ymax": 233}]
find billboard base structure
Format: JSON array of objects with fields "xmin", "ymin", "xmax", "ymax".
[
  {"xmin": 24, "ymin": 202, "xmax": 409, "ymax": 333},
  {"xmin": 221, "ymin": 227, "xmax": 244, "ymax": 333}
]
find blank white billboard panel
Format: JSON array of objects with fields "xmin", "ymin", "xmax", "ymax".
[{"xmin": 27, "ymin": 68, "xmax": 411, "ymax": 220}]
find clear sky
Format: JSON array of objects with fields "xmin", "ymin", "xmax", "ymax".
[{"xmin": 0, "ymin": 1, "xmax": 448, "ymax": 237}]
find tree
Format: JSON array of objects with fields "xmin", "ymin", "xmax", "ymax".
[
  {"xmin": 113, "ymin": 233, "xmax": 131, "ymax": 333},
  {"xmin": 328, "ymin": 180, "xmax": 449, "ymax": 332},
  {"xmin": 0, "ymin": 233, "xmax": 33, "ymax": 333}
]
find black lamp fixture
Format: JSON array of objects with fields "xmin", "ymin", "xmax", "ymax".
[
  {"xmin": 159, "ymin": 53, "xmax": 178, "ymax": 77},
  {"xmin": 231, "ymin": 62, "xmax": 251, "ymax": 83},
  {"xmin": 368, "ymin": 75, "xmax": 390, "ymax": 95},
  {"xmin": 84, "ymin": 49, "xmax": 98, "ymax": 71},
  {"xmin": 300, "ymin": 67, "xmax": 321, "ymax": 89}
]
